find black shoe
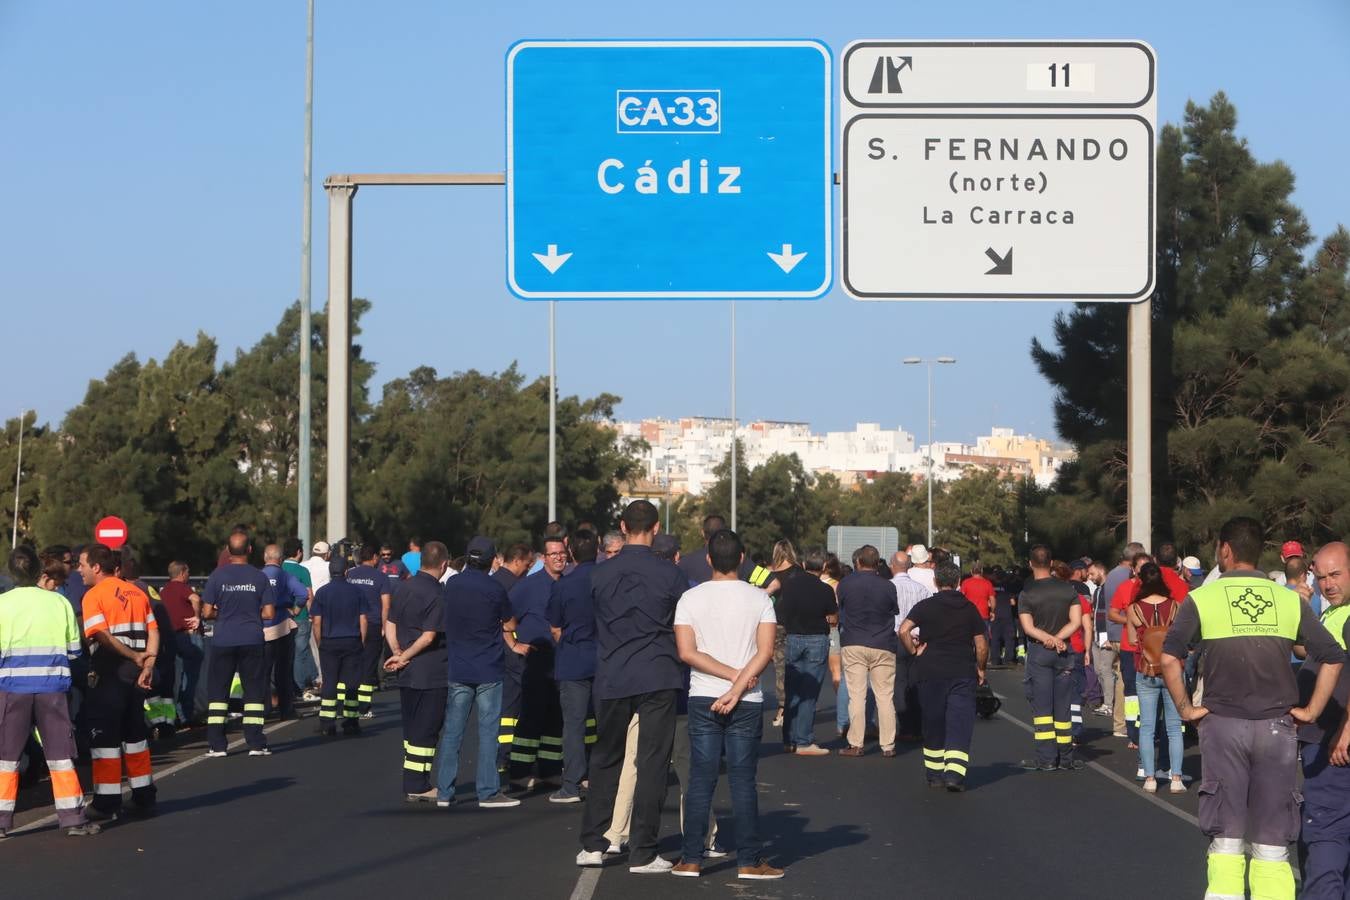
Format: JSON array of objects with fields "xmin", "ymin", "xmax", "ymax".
[
  {"xmin": 926, "ymin": 779, "xmax": 946, "ymax": 789},
  {"xmin": 342, "ymin": 722, "xmax": 361, "ymax": 736},
  {"xmin": 318, "ymin": 725, "xmax": 337, "ymax": 736},
  {"xmin": 945, "ymin": 781, "xmax": 967, "ymax": 793},
  {"xmin": 1058, "ymin": 759, "xmax": 1086, "ymax": 771},
  {"xmin": 1018, "ymin": 759, "xmax": 1058, "ymax": 772},
  {"xmin": 85, "ymin": 807, "xmax": 118, "ymax": 823}
]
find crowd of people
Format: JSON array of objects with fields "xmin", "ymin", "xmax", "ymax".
[{"xmin": 2, "ymin": 506, "xmax": 1348, "ymax": 899}]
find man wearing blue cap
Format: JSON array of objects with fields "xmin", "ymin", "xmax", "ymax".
[{"xmin": 435, "ymin": 536, "xmax": 528, "ymax": 809}]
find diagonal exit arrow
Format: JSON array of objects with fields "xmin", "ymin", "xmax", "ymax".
[
  {"xmin": 532, "ymin": 244, "xmax": 572, "ymax": 274},
  {"xmin": 984, "ymin": 246, "xmax": 1013, "ymax": 275}
]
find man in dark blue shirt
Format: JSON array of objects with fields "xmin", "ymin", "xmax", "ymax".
[
  {"xmin": 346, "ymin": 544, "xmax": 393, "ymax": 718},
  {"xmin": 547, "ymin": 529, "xmax": 599, "ymax": 803},
  {"xmin": 385, "ymin": 541, "xmax": 450, "ymax": 801},
  {"xmin": 312, "ymin": 551, "xmax": 368, "ymax": 737},
  {"xmin": 378, "ymin": 544, "xmax": 409, "ymax": 581},
  {"xmin": 201, "ymin": 530, "xmax": 276, "ymax": 757},
  {"xmin": 493, "ymin": 542, "xmax": 536, "ymax": 776},
  {"xmin": 261, "ymin": 544, "xmax": 308, "ymax": 721},
  {"xmin": 506, "ymin": 535, "xmax": 567, "ymax": 789},
  {"xmin": 578, "ymin": 501, "xmax": 689, "ymax": 873},
  {"xmin": 435, "ymin": 536, "xmax": 526, "ymax": 810},
  {"xmin": 836, "ymin": 545, "xmax": 900, "ymax": 758}
]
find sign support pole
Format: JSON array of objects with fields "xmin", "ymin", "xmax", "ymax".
[
  {"xmin": 548, "ymin": 301, "xmax": 557, "ymax": 523},
  {"xmin": 1127, "ymin": 299, "xmax": 1152, "ymax": 549},
  {"xmin": 11, "ymin": 409, "xmax": 24, "ymax": 549},
  {"xmin": 730, "ymin": 301, "xmax": 737, "ymax": 532},
  {"xmin": 325, "ymin": 183, "xmax": 356, "ymax": 543}
]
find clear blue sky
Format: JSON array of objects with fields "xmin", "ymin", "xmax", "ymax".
[{"xmin": 2, "ymin": 1, "xmax": 1347, "ymax": 445}]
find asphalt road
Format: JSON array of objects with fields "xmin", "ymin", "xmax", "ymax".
[{"xmin": 3, "ymin": 667, "xmax": 1207, "ymax": 899}]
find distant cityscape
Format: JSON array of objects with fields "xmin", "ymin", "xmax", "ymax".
[{"xmin": 612, "ymin": 418, "xmax": 1077, "ymax": 495}]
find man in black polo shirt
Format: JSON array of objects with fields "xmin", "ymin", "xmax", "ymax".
[
  {"xmin": 547, "ymin": 529, "xmax": 600, "ymax": 803},
  {"xmin": 385, "ymin": 541, "xmax": 450, "ymax": 802},
  {"xmin": 900, "ymin": 562, "xmax": 988, "ymax": 791},
  {"xmin": 1018, "ymin": 545, "xmax": 1084, "ymax": 771},
  {"xmin": 311, "ymin": 552, "xmax": 368, "ymax": 737},
  {"xmin": 577, "ymin": 500, "xmax": 689, "ymax": 874},
  {"xmin": 836, "ymin": 545, "xmax": 900, "ymax": 758},
  {"xmin": 777, "ymin": 547, "xmax": 838, "ymax": 755}
]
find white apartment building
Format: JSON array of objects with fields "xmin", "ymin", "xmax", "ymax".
[{"xmin": 613, "ymin": 419, "xmax": 1073, "ymax": 494}]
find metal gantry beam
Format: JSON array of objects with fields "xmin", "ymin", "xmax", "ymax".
[{"xmin": 320, "ymin": 174, "xmax": 505, "ymax": 542}]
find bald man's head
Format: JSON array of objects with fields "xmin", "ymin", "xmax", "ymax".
[
  {"xmin": 1314, "ymin": 542, "xmax": 1350, "ymax": 607},
  {"xmin": 263, "ymin": 544, "xmax": 283, "ymax": 564},
  {"xmin": 891, "ymin": 551, "xmax": 911, "ymax": 573}
]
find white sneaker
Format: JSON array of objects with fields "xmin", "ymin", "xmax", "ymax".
[
  {"xmin": 1169, "ymin": 778, "xmax": 1187, "ymax": 794},
  {"xmin": 703, "ymin": 846, "xmax": 730, "ymax": 859},
  {"xmin": 204, "ymin": 750, "xmax": 228, "ymax": 759},
  {"xmin": 361, "ymin": 711, "xmax": 375, "ymax": 720},
  {"xmin": 248, "ymin": 748, "xmax": 272, "ymax": 757},
  {"xmin": 1135, "ymin": 767, "xmax": 1146, "ymax": 780},
  {"xmin": 629, "ymin": 856, "xmax": 674, "ymax": 874},
  {"xmin": 772, "ymin": 711, "xmax": 785, "ymax": 728},
  {"xmin": 577, "ymin": 850, "xmax": 604, "ymax": 867},
  {"xmin": 604, "ymin": 842, "xmax": 625, "ymax": 856}
]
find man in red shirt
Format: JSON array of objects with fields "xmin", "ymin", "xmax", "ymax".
[
  {"xmin": 960, "ymin": 564, "xmax": 996, "ymax": 623},
  {"xmin": 159, "ymin": 561, "xmax": 203, "ymax": 724}
]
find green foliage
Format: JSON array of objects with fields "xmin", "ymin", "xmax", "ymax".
[
  {"xmin": 1031, "ymin": 93, "xmax": 1350, "ymax": 558},
  {"xmin": 12, "ymin": 300, "xmax": 642, "ymax": 572},
  {"xmin": 355, "ymin": 364, "xmax": 641, "ymax": 553},
  {"xmin": 688, "ymin": 445, "xmax": 1023, "ymax": 567}
]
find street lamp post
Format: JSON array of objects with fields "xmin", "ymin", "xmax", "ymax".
[{"xmin": 903, "ymin": 357, "xmax": 956, "ymax": 547}]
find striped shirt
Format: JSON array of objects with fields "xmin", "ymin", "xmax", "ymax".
[
  {"xmin": 0, "ymin": 586, "xmax": 83, "ymax": 693},
  {"xmin": 83, "ymin": 577, "xmax": 157, "ymax": 677}
]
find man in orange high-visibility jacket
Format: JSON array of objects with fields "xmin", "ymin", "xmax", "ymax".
[{"xmin": 78, "ymin": 543, "xmax": 159, "ymax": 821}]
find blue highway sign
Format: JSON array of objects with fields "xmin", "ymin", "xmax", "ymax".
[{"xmin": 506, "ymin": 40, "xmax": 832, "ymax": 299}]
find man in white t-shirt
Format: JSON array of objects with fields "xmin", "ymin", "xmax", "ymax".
[
  {"xmin": 671, "ymin": 529, "xmax": 782, "ymax": 882},
  {"xmin": 303, "ymin": 541, "xmax": 332, "ymax": 593},
  {"xmin": 907, "ymin": 545, "xmax": 937, "ymax": 595}
]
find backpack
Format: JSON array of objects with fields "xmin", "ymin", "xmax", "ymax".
[{"xmin": 1129, "ymin": 598, "xmax": 1177, "ymax": 678}]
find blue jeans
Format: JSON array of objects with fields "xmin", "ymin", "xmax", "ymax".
[
  {"xmin": 293, "ymin": 616, "xmax": 318, "ymax": 689},
  {"xmin": 172, "ymin": 631, "xmax": 204, "ymax": 722},
  {"xmin": 683, "ymin": 698, "xmax": 764, "ymax": 867},
  {"xmin": 437, "ymin": 681, "xmax": 503, "ymax": 802},
  {"xmin": 784, "ymin": 634, "xmax": 829, "ymax": 747},
  {"xmin": 835, "ymin": 668, "xmax": 876, "ymax": 733},
  {"xmin": 1136, "ymin": 673, "xmax": 1182, "ymax": 777}
]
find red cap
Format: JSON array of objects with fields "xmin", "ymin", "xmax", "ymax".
[{"xmin": 1281, "ymin": 541, "xmax": 1305, "ymax": 560}]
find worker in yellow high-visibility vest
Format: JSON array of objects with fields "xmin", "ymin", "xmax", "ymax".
[{"xmin": 1161, "ymin": 518, "xmax": 1344, "ymax": 900}]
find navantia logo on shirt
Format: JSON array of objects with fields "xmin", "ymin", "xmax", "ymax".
[
  {"xmin": 1226, "ymin": 585, "xmax": 1278, "ymax": 630},
  {"xmin": 219, "ymin": 584, "xmax": 258, "ymax": 592}
]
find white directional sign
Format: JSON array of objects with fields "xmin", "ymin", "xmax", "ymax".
[{"xmin": 841, "ymin": 41, "xmax": 1156, "ymax": 300}]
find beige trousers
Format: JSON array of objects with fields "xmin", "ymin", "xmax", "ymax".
[
  {"xmin": 604, "ymin": 712, "xmax": 718, "ymax": 849},
  {"xmin": 842, "ymin": 645, "xmax": 897, "ymax": 752}
]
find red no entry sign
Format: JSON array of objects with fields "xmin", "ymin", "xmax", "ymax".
[{"xmin": 94, "ymin": 516, "xmax": 128, "ymax": 549}]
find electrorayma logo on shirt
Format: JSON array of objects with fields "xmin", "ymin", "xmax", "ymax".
[{"xmin": 1225, "ymin": 584, "xmax": 1278, "ymax": 632}]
